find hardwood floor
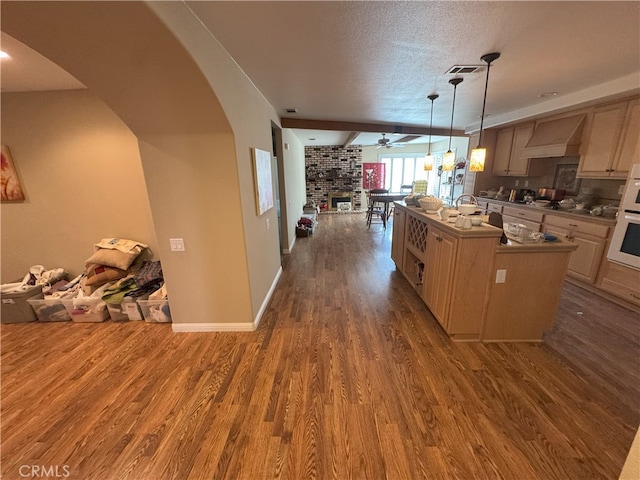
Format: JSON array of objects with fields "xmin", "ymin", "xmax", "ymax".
[{"xmin": 2, "ymin": 213, "xmax": 638, "ymax": 480}]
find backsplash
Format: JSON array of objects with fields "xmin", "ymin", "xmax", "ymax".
[
  {"xmin": 480, "ymin": 156, "xmax": 625, "ymax": 205},
  {"xmin": 305, "ymin": 145, "xmax": 363, "ymax": 210}
]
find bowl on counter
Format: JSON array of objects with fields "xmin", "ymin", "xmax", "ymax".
[
  {"xmin": 457, "ymin": 204, "xmax": 478, "ymax": 215},
  {"xmin": 534, "ymin": 199, "xmax": 551, "ymax": 207},
  {"xmin": 558, "ymin": 198, "xmax": 575, "ymax": 210},
  {"xmin": 418, "ymin": 196, "xmax": 443, "ymax": 213}
]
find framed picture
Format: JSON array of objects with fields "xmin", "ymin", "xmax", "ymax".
[
  {"xmin": 1, "ymin": 145, "xmax": 26, "ymax": 202},
  {"xmin": 553, "ymin": 164, "xmax": 581, "ymax": 195},
  {"xmin": 252, "ymin": 147, "xmax": 274, "ymax": 215}
]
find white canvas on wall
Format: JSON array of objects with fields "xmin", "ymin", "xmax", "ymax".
[{"xmin": 252, "ymin": 147, "xmax": 274, "ymax": 215}]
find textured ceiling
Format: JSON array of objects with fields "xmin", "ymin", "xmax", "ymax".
[{"xmin": 2, "ymin": 1, "xmax": 639, "ymax": 146}]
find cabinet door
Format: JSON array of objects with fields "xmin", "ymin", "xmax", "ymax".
[
  {"xmin": 578, "ymin": 102, "xmax": 627, "ymax": 177},
  {"xmin": 612, "ymin": 98, "xmax": 640, "ymax": 177},
  {"xmin": 567, "ymin": 232, "xmax": 606, "ymax": 283},
  {"xmin": 507, "ymin": 124, "xmax": 534, "ymax": 176},
  {"xmin": 492, "ymin": 128, "xmax": 514, "ymax": 175},
  {"xmin": 421, "ymin": 228, "xmax": 456, "ymax": 328},
  {"xmin": 391, "ymin": 208, "xmax": 406, "ymax": 266}
]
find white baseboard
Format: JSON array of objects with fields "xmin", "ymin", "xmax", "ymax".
[
  {"xmin": 282, "ymin": 234, "xmax": 296, "ymax": 254},
  {"xmin": 171, "ymin": 266, "xmax": 283, "ymax": 333},
  {"xmin": 172, "ymin": 322, "xmax": 256, "ymax": 332}
]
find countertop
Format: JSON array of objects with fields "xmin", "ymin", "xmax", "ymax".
[
  {"xmin": 395, "ymin": 202, "xmax": 578, "ymax": 253},
  {"xmin": 476, "ymin": 197, "xmax": 617, "ymax": 225}
]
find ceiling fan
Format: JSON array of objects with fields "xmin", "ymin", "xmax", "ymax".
[{"xmin": 375, "ymin": 133, "xmax": 397, "ymax": 149}]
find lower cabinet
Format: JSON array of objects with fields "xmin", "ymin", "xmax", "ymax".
[
  {"xmin": 598, "ymin": 261, "xmax": 640, "ymax": 308},
  {"xmin": 502, "ymin": 205, "xmax": 544, "ymax": 232},
  {"xmin": 543, "ymin": 214, "xmax": 610, "ymax": 284},
  {"xmin": 421, "ymin": 226, "xmax": 457, "ymax": 328},
  {"xmin": 391, "ymin": 208, "xmax": 406, "ymax": 267},
  {"xmin": 418, "ymin": 222, "xmax": 498, "ymax": 338}
]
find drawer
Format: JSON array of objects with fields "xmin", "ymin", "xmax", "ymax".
[
  {"xmin": 487, "ymin": 203, "xmax": 503, "ymax": 214},
  {"xmin": 503, "ymin": 206, "xmax": 544, "ymax": 223},
  {"xmin": 544, "ymin": 214, "xmax": 610, "ymax": 238},
  {"xmin": 598, "ymin": 261, "xmax": 640, "ymax": 307},
  {"xmin": 503, "ymin": 215, "xmax": 541, "ymax": 232}
]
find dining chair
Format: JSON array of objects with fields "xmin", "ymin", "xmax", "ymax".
[{"xmin": 366, "ymin": 189, "xmax": 389, "ymax": 228}]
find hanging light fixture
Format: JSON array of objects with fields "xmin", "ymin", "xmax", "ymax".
[
  {"xmin": 470, "ymin": 52, "xmax": 501, "ymax": 172},
  {"xmin": 443, "ymin": 77, "xmax": 463, "ymax": 171},
  {"xmin": 423, "ymin": 94, "xmax": 439, "ymax": 171}
]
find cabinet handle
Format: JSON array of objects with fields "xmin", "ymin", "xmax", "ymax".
[
  {"xmin": 569, "ymin": 224, "xmax": 578, "ymax": 227},
  {"xmin": 518, "ymin": 212, "xmax": 525, "ymax": 216},
  {"xmin": 632, "ymin": 293, "xmax": 640, "ymax": 300}
]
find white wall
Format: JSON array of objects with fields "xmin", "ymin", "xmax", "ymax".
[
  {"xmin": 280, "ymin": 130, "xmax": 306, "ymax": 253},
  {"xmin": 1, "ymin": 90, "xmax": 158, "ymax": 281}
]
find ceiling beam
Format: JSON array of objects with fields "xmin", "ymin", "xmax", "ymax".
[
  {"xmin": 342, "ymin": 131, "xmax": 361, "ymax": 148},
  {"xmin": 281, "ymin": 118, "xmax": 464, "ymax": 137}
]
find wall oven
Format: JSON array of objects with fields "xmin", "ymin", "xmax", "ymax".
[{"xmin": 608, "ymin": 163, "xmax": 640, "ymax": 270}]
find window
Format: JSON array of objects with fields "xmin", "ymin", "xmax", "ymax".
[{"xmin": 379, "ymin": 153, "xmax": 439, "ymax": 194}]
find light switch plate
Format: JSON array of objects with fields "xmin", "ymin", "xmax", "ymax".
[{"xmin": 170, "ymin": 238, "xmax": 185, "ymax": 251}]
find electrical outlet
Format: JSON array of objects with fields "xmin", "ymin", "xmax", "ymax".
[
  {"xmin": 170, "ymin": 238, "xmax": 185, "ymax": 252},
  {"xmin": 266, "ymin": 218, "xmax": 270, "ymax": 230},
  {"xmin": 515, "ymin": 179, "xmax": 520, "ymax": 187},
  {"xmin": 495, "ymin": 269, "xmax": 507, "ymax": 283},
  {"xmin": 524, "ymin": 180, "xmax": 529, "ymax": 187},
  {"xmin": 619, "ymin": 184, "xmax": 625, "ymax": 195}
]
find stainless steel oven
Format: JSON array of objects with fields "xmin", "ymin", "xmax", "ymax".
[{"xmin": 608, "ymin": 163, "xmax": 640, "ymax": 270}]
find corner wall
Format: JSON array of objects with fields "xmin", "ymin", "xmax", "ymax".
[{"xmin": 0, "ymin": 90, "xmax": 158, "ymax": 281}]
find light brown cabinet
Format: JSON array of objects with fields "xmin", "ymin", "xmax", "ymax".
[
  {"xmin": 578, "ymin": 98, "xmax": 639, "ymax": 178},
  {"xmin": 543, "ymin": 214, "xmax": 610, "ymax": 284},
  {"xmin": 492, "ymin": 124, "xmax": 534, "ymax": 176},
  {"xmin": 598, "ymin": 261, "xmax": 640, "ymax": 308},
  {"xmin": 391, "ymin": 208, "xmax": 406, "ymax": 267},
  {"xmin": 421, "ymin": 226, "xmax": 457, "ymax": 328},
  {"xmin": 393, "ymin": 203, "xmax": 577, "ymax": 341},
  {"xmin": 502, "ymin": 205, "xmax": 544, "ymax": 232}
]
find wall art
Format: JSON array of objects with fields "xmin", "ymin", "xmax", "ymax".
[
  {"xmin": 252, "ymin": 147, "xmax": 274, "ymax": 215},
  {"xmin": 1, "ymin": 145, "xmax": 25, "ymax": 202}
]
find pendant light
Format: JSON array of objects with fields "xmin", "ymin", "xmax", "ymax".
[
  {"xmin": 469, "ymin": 52, "xmax": 501, "ymax": 172},
  {"xmin": 423, "ymin": 94, "xmax": 439, "ymax": 171},
  {"xmin": 442, "ymin": 77, "xmax": 463, "ymax": 171}
]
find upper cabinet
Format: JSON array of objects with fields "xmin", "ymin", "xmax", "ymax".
[
  {"xmin": 578, "ymin": 98, "xmax": 639, "ymax": 178},
  {"xmin": 492, "ymin": 123, "xmax": 534, "ymax": 176}
]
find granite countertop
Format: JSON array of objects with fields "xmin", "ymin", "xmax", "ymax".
[{"xmin": 476, "ymin": 197, "xmax": 617, "ymax": 225}]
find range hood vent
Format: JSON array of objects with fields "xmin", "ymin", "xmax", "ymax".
[{"xmin": 521, "ymin": 114, "xmax": 586, "ymax": 158}]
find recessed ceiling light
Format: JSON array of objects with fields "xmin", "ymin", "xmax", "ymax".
[
  {"xmin": 537, "ymin": 92, "xmax": 558, "ymax": 98},
  {"xmin": 0, "ymin": 51, "xmax": 10, "ymax": 59}
]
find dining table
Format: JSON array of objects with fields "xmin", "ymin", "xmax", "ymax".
[{"xmin": 367, "ymin": 192, "xmax": 407, "ymax": 229}]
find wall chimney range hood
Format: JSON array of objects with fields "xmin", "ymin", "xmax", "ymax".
[{"xmin": 521, "ymin": 114, "xmax": 586, "ymax": 158}]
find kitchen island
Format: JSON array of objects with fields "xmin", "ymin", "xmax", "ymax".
[{"xmin": 392, "ymin": 202, "xmax": 578, "ymax": 342}]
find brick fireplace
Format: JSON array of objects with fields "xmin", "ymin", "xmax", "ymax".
[
  {"xmin": 305, "ymin": 145, "xmax": 363, "ymax": 211},
  {"xmin": 328, "ymin": 191, "xmax": 353, "ymax": 211}
]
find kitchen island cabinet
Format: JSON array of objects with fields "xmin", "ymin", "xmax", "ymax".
[
  {"xmin": 390, "ymin": 206, "xmax": 406, "ymax": 267},
  {"xmin": 421, "ymin": 225, "xmax": 457, "ymax": 329},
  {"xmin": 392, "ymin": 203, "xmax": 578, "ymax": 341}
]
